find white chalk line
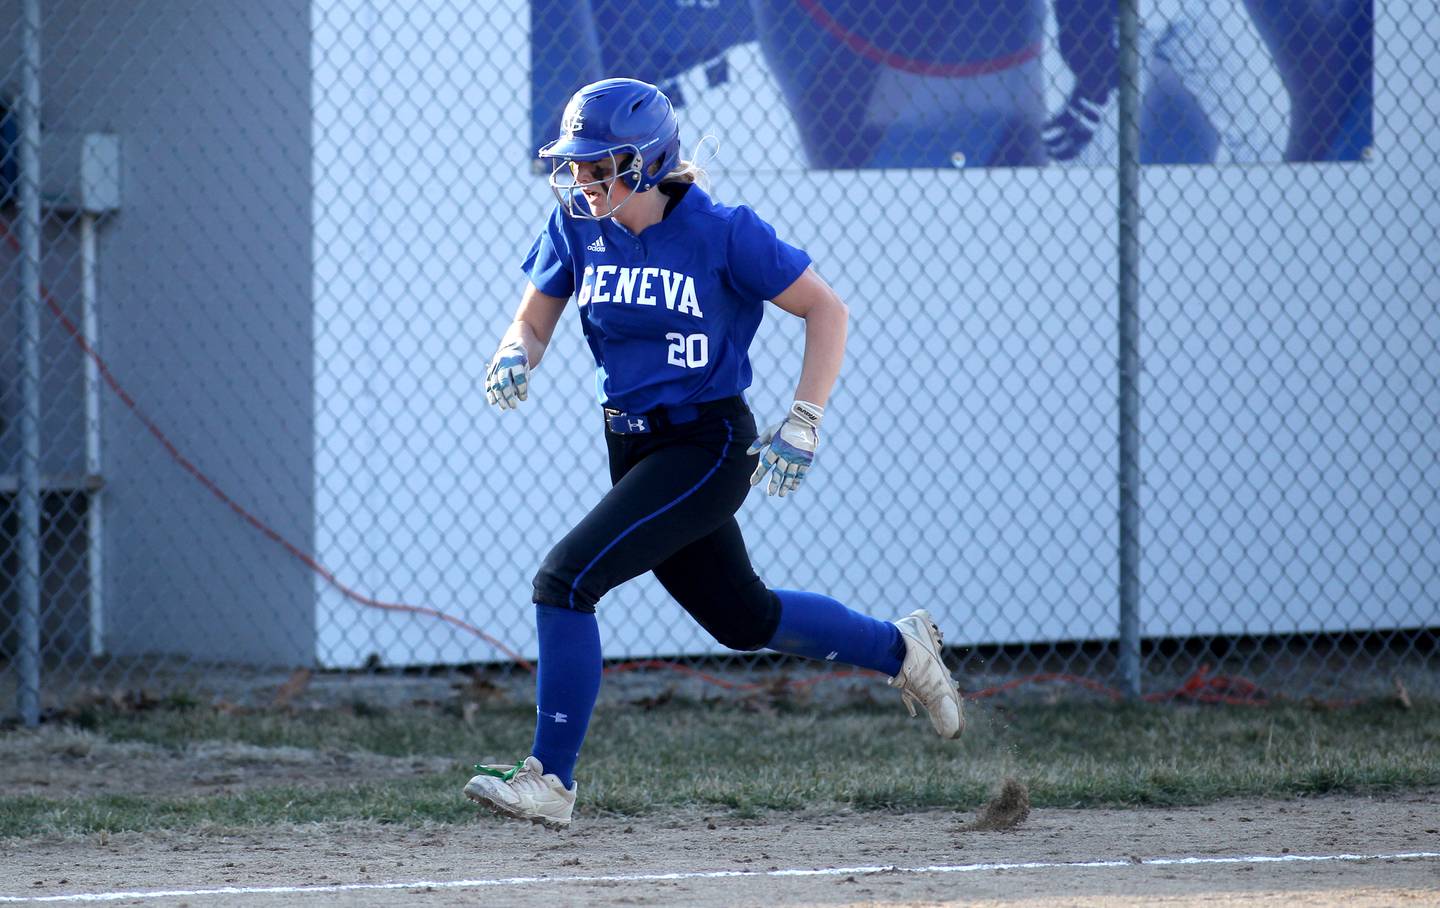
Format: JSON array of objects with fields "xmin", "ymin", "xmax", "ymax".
[{"xmin": 1, "ymin": 851, "xmax": 1437, "ymax": 903}]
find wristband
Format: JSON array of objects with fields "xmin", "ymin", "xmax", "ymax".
[{"xmin": 790, "ymin": 400, "xmax": 824, "ymax": 428}]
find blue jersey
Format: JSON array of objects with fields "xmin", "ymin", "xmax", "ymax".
[{"xmin": 521, "ymin": 185, "xmax": 811, "ymax": 412}]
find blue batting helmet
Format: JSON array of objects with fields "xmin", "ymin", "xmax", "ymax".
[{"xmin": 539, "ymin": 78, "xmax": 682, "ymax": 195}]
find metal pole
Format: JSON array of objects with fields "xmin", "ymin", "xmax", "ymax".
[
  {"xmin": 1116, "ymin": 0, "xmax": 1143, "ymax": 698},
  {"xmin": 16, "ymin": 0, "xmax": 44, "ymax": 726},
  {"xmin": 82, "ymin": 214, "xmax": 105, "ymax": 658}
]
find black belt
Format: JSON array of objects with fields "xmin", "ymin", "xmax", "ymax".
[{"xmin": 604, "ymin": 396, "xmax": 745, "ymax": 434}]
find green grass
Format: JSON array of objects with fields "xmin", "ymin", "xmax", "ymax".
[{"xmin": 3, "ymin": 697, "xmax": 1437, "ymax": 837}]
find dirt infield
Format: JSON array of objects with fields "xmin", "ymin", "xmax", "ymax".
[
  {"xmin": 4, "ymin": 792, "xmax": 1438, "ymax": 906},
  {"xmin": 0, "ymin": 725, "xmax": 455, "ymax": 800}
]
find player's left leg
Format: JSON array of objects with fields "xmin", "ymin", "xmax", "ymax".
[{"xmin": 652, "ymin": 520, "xmax": 964, "ymax": 738}]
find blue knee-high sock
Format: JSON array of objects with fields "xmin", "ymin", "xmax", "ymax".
[
  {"xmin": 765, "ymin": 589, "xmax": 906, "ymax": 676},
  {"xmin": 529, "ymin": 604, "xmax": 602, "ymax": 789}
]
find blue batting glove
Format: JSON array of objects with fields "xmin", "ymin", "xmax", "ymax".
[
  {"xmin": 485, "ymin": 341, "xmax": 529, "ymax": 410},
  {"xmin": 747, "ymin": 401, "xmax": 824, "ymax": 498}
]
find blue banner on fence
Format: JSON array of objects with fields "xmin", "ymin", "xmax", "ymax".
[{"xmin": 530, "ymin": 0, "xmax": 1372, "ymax": 168}]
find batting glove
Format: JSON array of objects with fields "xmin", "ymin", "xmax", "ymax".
[
  {"xmin": 747, "ymin": 401, "xmax": 823, "ymax": 498},
  {"xmin": 485, "ymin": 340, "xmax": 529, "ymax": 410},
  {"xmin": 1042, "ymin": 88, "xmax": 1109, "ymax": 162}
]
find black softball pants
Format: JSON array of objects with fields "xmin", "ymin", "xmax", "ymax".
[{"xmin": 531, "ymin": 397, "xmax": 782, "ymax": 651}]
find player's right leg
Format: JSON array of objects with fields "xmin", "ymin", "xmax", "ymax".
[
  {"xmin": 464, "ymin": 413, "xmax": 755, "ymax": 826},
  {"xmin": 463, "ymin": 756, "xmax": 577, "ymax": 830}
]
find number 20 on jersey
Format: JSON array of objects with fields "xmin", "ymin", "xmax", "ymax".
[{"xmin": 666, "ymin": 332, "xmax": 709, "ymax": 368}]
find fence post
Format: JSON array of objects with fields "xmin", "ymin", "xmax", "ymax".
[
  {"xmin": 1116, "ymin": 0, "xmax": 1143, "ymax": 699},
  {"xmin": 15, "ymin": 0, "xmax": 44, "ymax": 727}
]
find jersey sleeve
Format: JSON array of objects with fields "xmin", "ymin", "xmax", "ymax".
[
  {"xmin": 520, "ymin": 205, "xmax": 576, "ymax": 299},
  {"xmin": 725, "ymin": 205, "xmax": 812, "ymax": 301}
]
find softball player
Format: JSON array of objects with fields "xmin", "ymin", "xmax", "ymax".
[{"xmin": 463, "ymin": 78, "xmax": 963, "ymax": 830}]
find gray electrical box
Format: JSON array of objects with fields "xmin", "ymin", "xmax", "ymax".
[{"xmin": 41, "ymin": 131, "xmax": 120, "ymax": 214}]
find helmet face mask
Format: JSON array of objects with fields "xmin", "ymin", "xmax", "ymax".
[
  {"xmin": 538, "ymin": 78, "xmax": 681, "ymax": 221},
  {"xmin": 546, "ymin": 147, "xmax": 646, "ymax": 221}
]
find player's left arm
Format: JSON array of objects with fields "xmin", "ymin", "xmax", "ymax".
[
  {"xmin": 747, "ymin": 267, "xmax": 847, "ymax": 497},
  {"xmin": 770, "ymin": 266, "xmax": 848, "ymax": 408}
]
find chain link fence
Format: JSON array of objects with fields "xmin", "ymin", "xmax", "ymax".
[{"xmin": 3, "ymin": 0, "xmax": 1436, "ymax": 724}]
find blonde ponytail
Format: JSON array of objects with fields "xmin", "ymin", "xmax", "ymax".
[{"xmin": 661, "ymin": 158, "xmax": 712, "ymax": 193}]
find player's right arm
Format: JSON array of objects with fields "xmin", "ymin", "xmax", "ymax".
[
  {"xmin": 501, "ymin": 282, "xmax": 568, "ymax": 368},
  {"xmin": 1044, "ymin": 0, "xmax": 1118, "ymax": 161},
  {"xmin": 487, "ymin": 282, "xmax": 568, "ymax": 410}
]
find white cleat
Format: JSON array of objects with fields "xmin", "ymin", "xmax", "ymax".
[
  {"xmin": 463, "ymin": 755, "xmax": 576, "ymax": 829},
  {"xmin": 889, "ymin": 609, "xmax": 965, "ymax": 739}
]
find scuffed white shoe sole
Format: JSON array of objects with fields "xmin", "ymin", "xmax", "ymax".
[{"xmin": 463, "ymin": 783, "xmax": 572, "ymax": 830}]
